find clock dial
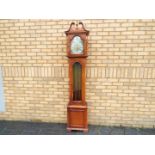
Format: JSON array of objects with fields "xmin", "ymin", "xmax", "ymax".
[{"xmin": 71, "ymin": 36, "xmax": 83, "ymax": 54}]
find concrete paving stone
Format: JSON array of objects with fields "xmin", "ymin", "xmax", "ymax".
[
  {"xmin": 21, "ymin": 131, "xmax": 40, "ymax": 135},
  {"xmin": 124, "ymin": 128, "xmax": 139, "ymax": 135},
  {"xmin": 0, "ymin": 125, "xmax": 6, "ymax": 131},
  {"xmin": 110, "ymin": 127, "xmax": 125, "ymax": 135},
  {"xmin": 0, "ymin": 129, "xmax": 23, "ymax": 135},
  {"xmin": 0, "ymin": 121, "xmax": 7, "ymax": 127},
  {"xmin": 87, "ymin": 125, "xmax": 101, "ymax": 135},
  {"xmin": 0, "ymin": 128, "xmax": 6, "ymax": 134},
  {"xmin": 137, "ymin": 128, "xmax": 155, "ymax": 135},
  {"xmin": 0, "ymin": 121, "xmax": 27, "ymax": 130},
  {"xmin": 39, "ymin": 128, "xmax": 66, "ymax": 135},
  {"xmin": 0, "ymin": 121, "xmax": 155, "ymax": 135},
  {"xmin": 99, "ymin": 126, "xmax": 113, "ymax": 135}
]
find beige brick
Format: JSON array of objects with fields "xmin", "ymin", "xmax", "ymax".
[{"xmin": 0, "ymin": 19, "xmax": 154, "ymax": 128}]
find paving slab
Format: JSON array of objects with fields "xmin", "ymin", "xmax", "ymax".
[
  {"xmin": 137, "ymin": 128, "xmax": 155, "ymax": 135},
  {"xmin": 0, "ymin": 121, "xmax": 155, "ymax": 135},
  {"xmin": 125, "ymin": 128, "xmax": 139, "ymax": 135},
  {"xmin": 110, "ymin": 127, "xmax": 125, "ymax": 135},
  {"xmin": 99, "ymin": 126, "xmax": 113, "ymax": 135}
]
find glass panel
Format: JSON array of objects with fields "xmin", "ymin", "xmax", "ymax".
[
  {"xmin": 73, "ymin": 62, "xmax": 82, "ymax": 101},
  {"xmin": 71, "ymin": 36, "xmax": 83, "ymax": 54}
]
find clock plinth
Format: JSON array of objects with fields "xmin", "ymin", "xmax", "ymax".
[
  {"xmin": 65, "ymin": 22, "xmax": 89, "ymax": 132},
  {"xmin": 67, "ymin": 104, "xmax": 88, "ymax": 132}
]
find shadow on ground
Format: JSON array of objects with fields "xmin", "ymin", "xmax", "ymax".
[{"xmin": 0, "ymin": 121, "xmax": 155, "ymax": 135}]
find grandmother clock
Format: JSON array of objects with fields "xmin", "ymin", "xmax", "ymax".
[{"xmin": 65, "ymin": 22, "xmax": 89, "ymax": 132}]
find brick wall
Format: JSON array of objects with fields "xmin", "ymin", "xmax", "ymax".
[{"xmin": 0, "ymin": 19, "xmax": 155, "ymax": 128}]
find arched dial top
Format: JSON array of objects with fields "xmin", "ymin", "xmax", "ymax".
[{"xmin": 71, "ymin": 36, "xmax": 83, "ymax": 54}]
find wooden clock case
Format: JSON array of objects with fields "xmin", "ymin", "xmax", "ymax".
[{"xmin": 65, "ymin": 22, "xmax": 89, "ymax": 132}]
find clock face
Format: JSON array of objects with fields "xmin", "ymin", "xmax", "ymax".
[{"xmin": 71, "ymin": 36, "xmax": 83, "ymax": 54}]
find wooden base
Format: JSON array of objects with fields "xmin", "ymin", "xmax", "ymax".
[
  {"xmin": 67, "ymin": 104, "xmax": 88, "ymax": 132},
  {"xmin": 67, "ymin": 127, "xmax": 88, "ymax": 133}
]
